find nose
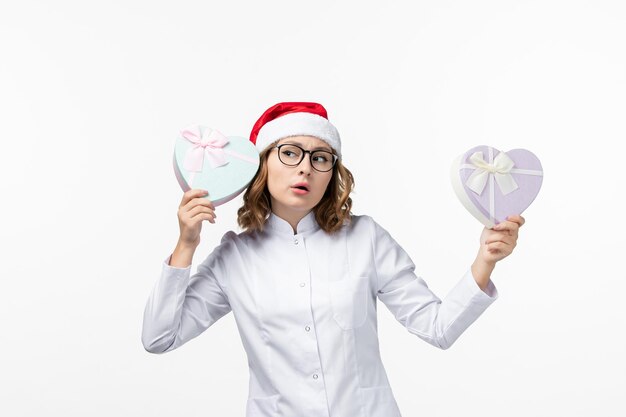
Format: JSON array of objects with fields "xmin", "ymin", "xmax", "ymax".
[{"xmin": 297, "ymin": 153, "xmax": 313, "ymax": 175}]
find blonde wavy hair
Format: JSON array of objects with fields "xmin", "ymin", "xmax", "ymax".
[{"xmin": 237, "ymin": 146, "xmax": 354, "ymax": 234}]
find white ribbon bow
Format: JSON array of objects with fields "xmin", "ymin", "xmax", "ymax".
[{"xmin": 465, "ymin": 151, "xmax": 519, "ymax": 196}]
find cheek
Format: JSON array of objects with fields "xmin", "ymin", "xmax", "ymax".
[
  {"xmin": 316, "ymin": 175, "xmax": 333, "ymax": 196},
  {"xmin": 267, "ymin": 178, "xmax": 281, "ymax": 197},
  {"xmin": 266, "ymin": 160, "xmax": 286, "ymax": 193}
]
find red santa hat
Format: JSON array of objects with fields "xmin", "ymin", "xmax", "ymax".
[{"xmin": 250, "ymin": 102, "xmax": 341, "ymax": 156}]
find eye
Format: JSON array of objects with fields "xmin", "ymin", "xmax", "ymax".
[
  {"xmin": 312, "ymin": 154, "xmax": 329, "ymax": 163},
  {"xmin": 281, "ymin": 150, "xmax": 299, "ymax": 158}
]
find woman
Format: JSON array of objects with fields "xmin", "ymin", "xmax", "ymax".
[{"xmin": 142, "ymin": 102, "xmax": 524, "ymax": 417}]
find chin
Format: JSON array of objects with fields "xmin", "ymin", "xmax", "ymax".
[
  {"xmin": 284, "ymin": 196, "xmax": 319, "ymax": 211},
  {"xmin": 289, "ymin": 202, "xmax": 316, "ymax": 212}
]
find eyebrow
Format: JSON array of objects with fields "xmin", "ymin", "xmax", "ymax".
[{"xmin": 282, "ymin": 141, "xmax": 332, "ymax": 153}]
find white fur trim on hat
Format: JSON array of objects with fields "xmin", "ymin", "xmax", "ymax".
[{"xmin": 255, "ymin": 112, "xmax": 341, "ymax": 156}]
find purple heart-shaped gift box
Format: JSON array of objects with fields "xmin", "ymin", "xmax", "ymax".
[{"xmin": 450, "ymin": 146, "xmax": 543, "ymax": 228}]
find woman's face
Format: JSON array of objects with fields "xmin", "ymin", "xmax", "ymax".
[{"xmin": 266, "ymin": 135, "xmax": 334, "ymax": 219}]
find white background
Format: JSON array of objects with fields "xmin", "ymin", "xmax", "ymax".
[{"xmin": 1, "ymin": 1, "xmax": 625, "ymax": 416}]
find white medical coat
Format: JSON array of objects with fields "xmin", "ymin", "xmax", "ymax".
[{"xmin": 142, "ymin": 212, "xmax": 498, "ymax": 416}]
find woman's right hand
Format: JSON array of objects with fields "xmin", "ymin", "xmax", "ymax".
[{"xmin": 177, "ymin": 189, "xmax": 216, "ymax": 248}]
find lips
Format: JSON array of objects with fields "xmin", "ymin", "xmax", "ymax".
[{"xmin": 291, "ymin": 182, "xmax": 310, "ymax": 191}]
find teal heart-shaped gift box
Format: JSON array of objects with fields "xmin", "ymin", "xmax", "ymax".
[{"xmin": 173, "ymin": 125, "xmax": 260, "ymax": 206}]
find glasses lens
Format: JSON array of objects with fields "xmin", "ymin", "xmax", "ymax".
[
  {"xmin": 311, "ymin": 151, "xmax": 334, "ymax": 172},
  {"xmin": 278, "ymin": 145, "xmax": 303, "ymax": 166}
]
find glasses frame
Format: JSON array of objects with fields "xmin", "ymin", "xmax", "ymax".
[{"xmin": 272, "ymin": 143, "xmax": 339, "ymax": 173}]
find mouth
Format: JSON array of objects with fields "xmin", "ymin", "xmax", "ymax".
[{"xmin": 291, "ymin": 183, "xmax": 310, "ymax": 195}]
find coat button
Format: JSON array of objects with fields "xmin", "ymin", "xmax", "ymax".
[
  {"xmin": 312, "ymin": 374, "xmax": 318, "ymax": 379},
  {"xmin": 305, "ymin": 325, "xmax": 310, "ymax": 332},
  {"xmin": 299, "ymin": 282, "xmax": 306, "ymax": 287},
  {"xmin": 293, "ymin": 238, "xmax": 299, "ymax": 245}
]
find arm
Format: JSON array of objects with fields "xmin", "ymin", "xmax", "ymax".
[
  {"xmin": 142, "ymin": 188, "xmax": 225, "ymax": 353},
  {"xmin": 168, "ymin": 240, "xmax": 197, "ymax": 268},
  {"xmin": 141, "ymin": 233, "xmax": 235, "ymax": 353},
  {"xmin": 371, "ymin": 218, "xmax": 497, "ymax": 350}
]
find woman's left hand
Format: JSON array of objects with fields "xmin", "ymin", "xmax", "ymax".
[{"xmin": 478, "ymin": 215, "xmax": 525, "ymax": 265}]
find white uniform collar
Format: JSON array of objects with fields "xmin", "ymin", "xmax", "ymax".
[{"xmin": 266, "ymin": 210, "xmax": 320, "ymax": 235}]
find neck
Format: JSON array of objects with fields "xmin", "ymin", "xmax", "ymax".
[{"xmin": 271, "ymin": 207, "xmax": 312, "ymax": 234}]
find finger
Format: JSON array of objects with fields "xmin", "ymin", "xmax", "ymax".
[
  {"xmin": 192, "ymin": 197, "xmax": 215, "ymax": 211},
  {"xmin": 192, "ymin": 212, "xmax": 216, "ymax": 224},
  {"xmin": 197, "ymin": 212, "xmax": 216, "ymax": 224},
  {"xmin": 484, "ymin": 233, "xmax": 513, "ymax": 245},
  {"xmin": 180, "ymin": 189, "xmax": 209, "ymax": 208},
  {"xmin": 505, "ymin": 215, "xmax": 525, "ymax": 227},
  {"xmin": 513, "ymin": 215, "xmax": 526, "ymax": 226},
  {"xmin": 186, "ymin": 210, "xmax": 216, "ymax": 227},
  {"xmin": 485, "ymin": 234, "xmax": 516, "ymax": 246},
  {"xmin": 188, "ymin": 205, "xmax": 215, "ymax": 218},
  {"xmin": 493, "ymin": 220, "xmax": 519, "ymax": 236},
  {"xmin": 487, "ymin": 241, "xmax": 511, "ymax": 254},
  {"xmin": 184, "ymin": 196, "xmax": 215, "ymax": 212},
  {"xmin": 494, "ymin": 220, "xmax": 518, "ymax": 230}
]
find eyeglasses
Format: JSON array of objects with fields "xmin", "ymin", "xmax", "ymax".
[{"xmin": 272, "ymin": 144, "xmax": 338, "ymax": 172}]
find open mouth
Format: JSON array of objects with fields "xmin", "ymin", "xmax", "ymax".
[
  {"xmin": 291, "ymin": 184, "xmax": 310, "ymax": 194},
  {"xmin": 291, "ymin": 183, "xmax": 310, "ymax": 192}
]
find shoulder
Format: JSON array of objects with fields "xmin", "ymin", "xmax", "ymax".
[
  {"xmin": 345, "ymin": 213, "xmax": 384, "ymax": 230},
  {"xmin": 344, "ymin": 214, "xmax": 399, "ymax": 246},
  {"xmin": 197, "ymin": 229, "xmax": 252, "ymax": 271},
  {"xmin": 220, "ymin": 230, "xmax": 240, "ymax": 244},
  {"xmin": 197, "ymin": 230, "xmax": 248, "ymax": 263},
  {"xmin": 343, "ymin": 214, "xmax": 382, "ymax": 238},
  {"xmin": 219, "ymin": 229, "xmax": 252, "ymax": 247},
  {"xmin": 217, "ymin": 228, "xmax": 262, "ymax": 252}
]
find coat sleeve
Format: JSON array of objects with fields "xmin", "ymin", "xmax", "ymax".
[
  {"xmin": 369, "ymin": 217, "xmax": 498, "ymax": 350},
  {"xmin": 141, "ymin": 232, "xmax": 235, "ymax": 353}
]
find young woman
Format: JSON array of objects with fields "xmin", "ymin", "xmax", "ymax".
[{"xmin": 142, "ymin": 102, "xmax": 524, "ymax": 417}]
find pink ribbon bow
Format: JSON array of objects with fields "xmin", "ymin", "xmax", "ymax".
[{"xmin": 181, "ymin": 126, "xmax": 230, "ymax": 171}]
